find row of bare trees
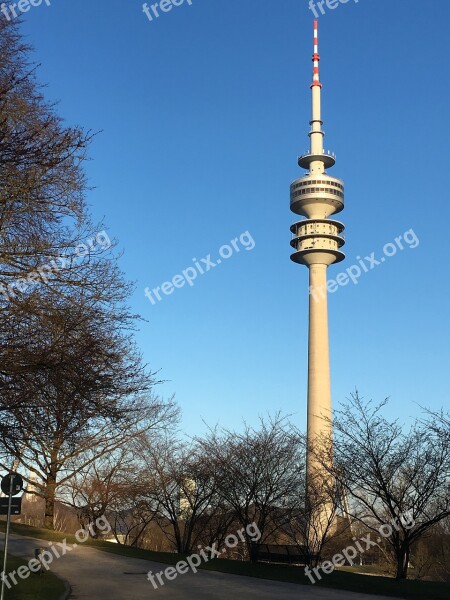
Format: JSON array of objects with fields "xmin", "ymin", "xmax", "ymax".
[
  {"xmin": 58, "ymin": 416, "xmax": 304, "ymax": 557},
  {"xmin": 57, "ymin": 400, "xmax": 450, "ymax": 581}
]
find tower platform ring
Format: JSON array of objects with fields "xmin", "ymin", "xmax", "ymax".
[
  {"xmin": 290, "ymin": 197, "xmax": 344, "ymax": 218},
  {"xmin": 290, "ymin": 248, "xmax": 345, "ymax": 265},
  {"xmin": 298, "ymin": 153, "xmax": 336, "ymax": 169}
]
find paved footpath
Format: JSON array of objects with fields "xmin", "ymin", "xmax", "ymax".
[{"xmin": 2, "ymin": 533, "xmax": 397, "ymax": 600}]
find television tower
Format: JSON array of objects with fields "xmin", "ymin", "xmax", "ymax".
[{"xmin": 290, "ymin": 21, "xmax": 345, "ymax": 485}]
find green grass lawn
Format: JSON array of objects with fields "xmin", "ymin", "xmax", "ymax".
[
  {"xmin": 0, "ymin": 552, "xmax": 65, "ymax": 600},
  {"xmin": 1, "ymin": 521, "xmax": 449, "ymax": 599}
]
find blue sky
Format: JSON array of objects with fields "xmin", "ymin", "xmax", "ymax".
[{"xmin": 18, "ymin": 0, "xmax": 450, "ymax": 435}]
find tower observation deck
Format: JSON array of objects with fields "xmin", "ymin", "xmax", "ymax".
[{"xmin": 290, "ymin": 20, "xmax": 345, "ymax": 266}]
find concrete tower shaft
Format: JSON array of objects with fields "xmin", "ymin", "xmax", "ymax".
[{"xmin": 307, "ymin": 263, "xmax": 332, "ymax": 440}]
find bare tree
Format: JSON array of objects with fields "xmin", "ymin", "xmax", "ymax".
[
  {"xmin": 135, "ymin": 436, "xmax": 231, "ymax": 555},
  {"xmin": 321, "ymin": 393, "xmax": 450, "ymax": 579},
  {"xmin": 198, "ymin": 415, "xmax": 305, "ymax": 562},
  {"xmin": 0, "ymin": 17, "xmax": 109, "ymax": 301},
  {"xmin": 62, "ymin": 448, "xmax": 163, "ymax": 546},
  {"xmin": 108, "ymin": 494, "xmax": 159, "ymax": 548},
  {"xmin": 0, "ymin": 18, "xmax": 180, "ymax": 530},
  {"xmin": 0, "ymin": 292, "xmax": 179, "ymax": 529},
  {"xmin": 61, "ymin": 449, "xmax": 134, "ymax": 537}
]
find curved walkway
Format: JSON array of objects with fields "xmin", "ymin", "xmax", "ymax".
[{"xmin": 4, "ymin": 533, "xmax": 395, "ymax": 600}]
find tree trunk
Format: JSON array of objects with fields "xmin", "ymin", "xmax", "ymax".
[
  {"xmin": 248, "ymin": 537, "xmax": 260, "ymax": 563},
  {"xmin": 395, "ymin": 546, "xmax": 410, "ymax": 580},
  {"xmin": 44, "ymin": 482, "xmax": 56, "ymax": 530},
  {"xmin": 44, "ymin": 460, "xmax": 58, "ymax": 530}
]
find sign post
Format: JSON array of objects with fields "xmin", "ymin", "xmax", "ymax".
[{"xmin": 0, "ymin": 473, "xmax": 23, "ymax": 600}]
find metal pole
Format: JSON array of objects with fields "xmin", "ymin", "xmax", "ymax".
[{"xmin": 1, "ymin": 473, "xmax": 15, "ymax": 600}]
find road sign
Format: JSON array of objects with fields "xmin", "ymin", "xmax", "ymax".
[
  {"xmin": 0, "ymin": 497, "xmax": 21, "ymax": 516},
  {"xmin": 1, "ymin": 472, "xmax": 24, "ymax": 600},
  {"xmin": 1, "ymin": 473, "xmax": 23, "ymax": 496}
]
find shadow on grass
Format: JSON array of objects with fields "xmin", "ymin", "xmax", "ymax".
[{"xmin": 0, "ymin": 551, "xmax": 65, "ymax": 600}]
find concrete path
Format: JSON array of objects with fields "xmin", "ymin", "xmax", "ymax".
[{"xmin": 2, "ymin": 533, "xmax": 396, "ymax": 600}]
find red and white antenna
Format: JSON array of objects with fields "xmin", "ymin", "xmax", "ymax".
[{"xmin": 311, "ymin": 20, "xmax": 322, "ymax": 88}]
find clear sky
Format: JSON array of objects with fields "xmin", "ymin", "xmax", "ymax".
[{"xmin": 17, "ymin": 0, "xmax": 450, "ymax": 435}]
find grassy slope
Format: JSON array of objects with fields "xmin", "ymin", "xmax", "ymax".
[
  {"xmin": 1, "ymin": 521, "xmax": 449, "ymax": 600},
  {"xmin": 0, "ymin": 552, "xmax": 65, "ymax": 600}
]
